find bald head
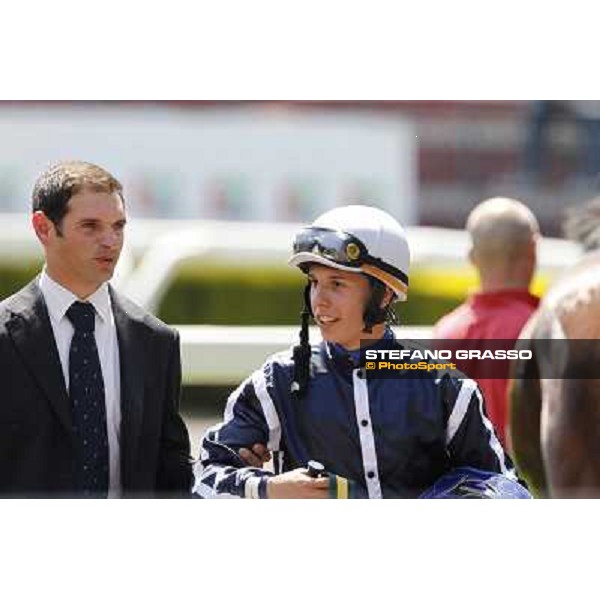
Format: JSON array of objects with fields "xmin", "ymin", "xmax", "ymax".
[{"xmin": 467, "ymin": 197, "xmax": 539, "ymax": 291}]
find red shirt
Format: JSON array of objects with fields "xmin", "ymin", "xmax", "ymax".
[{"xmin": 432, "ymin": 289, "xmax": 540, "ymax": 445}]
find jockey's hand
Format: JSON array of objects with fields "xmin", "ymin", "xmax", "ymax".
[
  {"xmin": 266, "ymin": 467, "xmax": 330, "ymax": 499},
  {"xmin": 239, "ymin": 443, "xmax": 271, "ymax": 468}
]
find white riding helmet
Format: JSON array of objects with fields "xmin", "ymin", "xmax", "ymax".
[{"xmin": 289, "ymin": 204, "xmax": 411, "ymax": 301}]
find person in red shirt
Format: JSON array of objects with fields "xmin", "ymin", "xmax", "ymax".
[{"xmin": 432, "ymin": 197, "xmax": 540, "ymax": 448}]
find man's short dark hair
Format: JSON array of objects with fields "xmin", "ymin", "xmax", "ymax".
[{"xmin": 32, "ymin": 161, "xmax": 124, "ymax": 231}]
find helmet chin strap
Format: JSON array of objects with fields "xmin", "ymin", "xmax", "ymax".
[{"xmin": 363, "ymin": 277, "xmax": 394, "ymax": 333}]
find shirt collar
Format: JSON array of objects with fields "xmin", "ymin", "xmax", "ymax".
[
  {"xmin": 470, "ymin": 288, "xmax": 539, "ymax": 308},
  {"xmin": 39, "ymin": 269, "xmax": 111, "ymax": 324},
  {"xmin": 326, "ymin": 326, "xmax": 395, "ymax": 364}
]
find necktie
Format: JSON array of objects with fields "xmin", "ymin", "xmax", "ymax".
[{"xmin": 66, "ymin": 301, "xmax": 109, "ymax": 498}]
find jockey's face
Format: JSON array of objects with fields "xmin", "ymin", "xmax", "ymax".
[{"xmin": 308, "ymin": 264, "xmax": 386, "ymax": 350}]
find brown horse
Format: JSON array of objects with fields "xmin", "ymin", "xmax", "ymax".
[{"xmin": 510, "ymin": 234, "xmax": 600, "ymax": 498}]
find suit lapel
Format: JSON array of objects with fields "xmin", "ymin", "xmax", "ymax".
[
  {"xmin": 6, "ymin": 280, "xmax": 72, "ymax": 436},
  {"xmin": 111, "ymin": 287, "xmax": 145, "ymax": 485}
]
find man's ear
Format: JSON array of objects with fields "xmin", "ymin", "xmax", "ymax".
[
  {"xmin": 528, "ymin": 236, "xmax": 538, "ymax": 262},
  {"xmin": 32, "ymin": 211, "xmax": 54, "ymax": 246},
  {"xmin": 468, "ymin": 246, "xmax": 477, "ymax": 268}
]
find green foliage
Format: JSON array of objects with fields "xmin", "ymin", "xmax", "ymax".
[
  {"xmin": 157, "ymin": 265, "xmax": 306, "ymax": 325},
  {"xmin": 157, "ymin": 264, "xmax": 463, "ymax": 326},
  {"xmin": 0, "ymin": 261, "xmax": 43, "ymax": 302}
]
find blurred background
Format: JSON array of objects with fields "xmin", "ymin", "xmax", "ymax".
[{"xmin": 0, "ymin": 100, "xmax": 595, "ymax": 454}]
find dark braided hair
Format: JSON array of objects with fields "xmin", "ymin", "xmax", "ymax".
[{"xmin": 291, "ymin": 283, "xmax": 313, "ymax": 399}]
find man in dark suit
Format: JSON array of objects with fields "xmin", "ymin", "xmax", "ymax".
[{"xmin": 0, "ymin": 161, "xmax": 193, "ymax": 497}]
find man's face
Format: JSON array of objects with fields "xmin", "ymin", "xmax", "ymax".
[
  {"xmin": 308, "ymin": 263, "xmax": 382, "ymax": 350},
  {"xmin": 36, "ymin": 188, "xmax": 126, "ymax": 296}
]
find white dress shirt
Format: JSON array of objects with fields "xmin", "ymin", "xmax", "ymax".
[{"xmin": 39, "ymin": 270, "xmax": 122, "ymax": 497}]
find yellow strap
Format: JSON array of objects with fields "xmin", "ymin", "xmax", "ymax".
[{"xmin": 336, "ymin": 476, "xmax": 349, "ymax": 499}]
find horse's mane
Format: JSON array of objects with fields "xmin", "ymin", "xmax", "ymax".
[{"xmin": 563, "ymin": 196, "xmax": 600, "ymax": 251}]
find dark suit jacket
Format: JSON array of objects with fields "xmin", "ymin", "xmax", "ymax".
[{"xmin": 0, "ymin": 278, "xmax": 193, "ymax": 498}]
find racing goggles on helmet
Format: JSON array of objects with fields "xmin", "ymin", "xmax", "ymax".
[
  {"xmin": 292, "ymin": 226, "xmax": 409, "ymax": 287},
  {"xmin": 293, "ymin": 226, "xmax": 369, "ymax": 266}
]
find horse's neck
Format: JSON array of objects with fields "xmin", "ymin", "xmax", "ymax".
[{"xmin": 545, "ymin": 253, "xmax": 600, "ymax": 339}]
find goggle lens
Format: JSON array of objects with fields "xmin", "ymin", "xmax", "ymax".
[{"xmin": 293, "ymin": 227, "xmax": 366, "ymax": 265}]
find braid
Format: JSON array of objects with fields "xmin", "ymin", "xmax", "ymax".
[{"xmin": 291, "ymin": 283, "xmax": 312, "ymax": 400}]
